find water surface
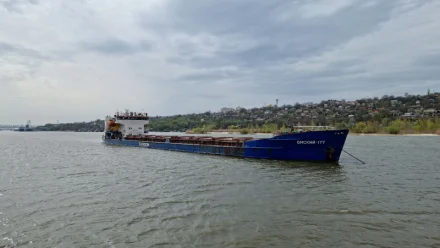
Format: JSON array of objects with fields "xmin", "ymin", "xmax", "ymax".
[{"xmin": 1, "ymin": 132, "xmax": 439, "ymax": 247}]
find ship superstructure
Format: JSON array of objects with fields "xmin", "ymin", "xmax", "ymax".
[{"xmin": 104, "ymin": 110, "xmax": 149, "ymax": 139}]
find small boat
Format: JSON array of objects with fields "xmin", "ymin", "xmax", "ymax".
[{"xmin": 102, "ymin": 111, "xmax": 349, "ymax": 162}]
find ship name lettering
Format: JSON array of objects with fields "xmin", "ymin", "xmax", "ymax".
[
  {"xmin": 297, "ymin": 140, "xmax": 325, "ymax": 145},
  {"xmin": 139, "ymin": 142, "xmax": 150, "ymax": 147}
]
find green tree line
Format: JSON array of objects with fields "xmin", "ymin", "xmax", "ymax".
[
  {"xmin": 350, "ymin": 117, "xmax": 440, "ymax": 134},
  {"xmin": 150, "ymin": 115, "xmax": 440, "ymax": 135}
]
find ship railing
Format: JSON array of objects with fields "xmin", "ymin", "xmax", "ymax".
[
  {"xmin": 273, "ymin": 125, "xmax": 337, "ymax": 136},
  {"xmin": 125, "ymin": 134, "xmax": 253, "ymax": 147},
  {"xmin": 291, "ymin": 125, "xmax": 336, "ymax": 130},
  {"xmin": 115, "ymin": 115, "xmax": 150, "ymax": 120}
]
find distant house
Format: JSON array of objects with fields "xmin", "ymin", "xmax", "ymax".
[
  {"xmin": 236, "ymin": 106, "xmax": 245, "ymax": 111},
  {"xmin": 220, "ymin": 107, "xmax": 234, "ymax": 113},
  {"xmin": 424, "ymin": 108, "xmax": 437, "ymax": 116},
  {"xmin": 401, "ymin": 113, "xmax": 417, "ymax": 118},
  {"xmin": 390, "ymin": 99, "xmax": 400, "ymax": 106},
  {"xmin": 304, "ymin": 102, "xmax": 313, "ymax": 107},
  {"xmin": 390, "ymin": 110, "xmax": 400, "ymax": 116},
  {"xmin": 414, "ymin": 108, "xmax": 424, "ymax": 115}
]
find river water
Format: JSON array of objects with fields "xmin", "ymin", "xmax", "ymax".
[{"xmin": 0, "ymin": 131, "xmax": 439, "ymax": 248}]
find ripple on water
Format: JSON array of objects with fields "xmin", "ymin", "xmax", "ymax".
[{"xmin": 0, "ymin": 132, "xmax": 440, "ymax": 247}]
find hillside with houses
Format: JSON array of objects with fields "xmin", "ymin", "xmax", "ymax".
[
  {"xmin": 34, "ymin": 91, "xmax": 440, "ymax": 134},
  {"xmin": 149, "ymin": 91, "xmax": 440, "ymax": 134}
]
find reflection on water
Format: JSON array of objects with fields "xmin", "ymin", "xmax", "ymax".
[{"xmin": 0, "ymin": 131, "xmax": 439, "ymax": 247}]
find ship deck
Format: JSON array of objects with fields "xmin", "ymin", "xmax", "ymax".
[{"xmin": 124, "ymin": 135, "xmax": 255, "ymax": 147}]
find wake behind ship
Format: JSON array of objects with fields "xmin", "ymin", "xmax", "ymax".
[{"xmin": 102, "ymin": 110, "xmax": 349, "ymax": 162}]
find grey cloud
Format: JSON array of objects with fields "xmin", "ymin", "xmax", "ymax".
[
  {"xmin": 186, "ymin": 93, "xmax": 226, "ymax": 99},
  {"xmin": 0, "ymin": 0, "xmax": 38, "ymax": 13},
  {"xmin": 324, "ymin": 59, "xmax": 366, "ymax": 70},
  {"xmin": 368, "ymin": 67, "xmax": 440, "ymax": 83},
  {"xmin": 248, "ymin": 66, "xmax": 440, "ymax": 99},
  {"xmin": 0, "ymin": 41, "xmax": 75, "ymax": 64},
  {"xmin": 178, "ymin": 56, "xmax": 437, "ymax": 102},
  {"xmin": 142, "ymin": 0, "xmax": 285, "ymax": 35},
  {"xmin": 413, "ymin": 53, "xmax": 440, "ymax": 67},
  {"xmin": 2, "ymin": 0, "xmax": 440, "ymax": 123},
  {"xmin": 81, "ymin": 39, "xmax": 151, "ymax": 55},
  {"xmin": 156, "ymin": 0, "xmax": 396, "ymax": 69},
  {"xmin": 0, "ymin": 42, "xmax": 17, "ymax": 55},
  {"xmin": 179, "ymin": 69, "xmax": 244, "ymax": 82},
  {"xmin": 143, "ymin": 0, "xmax": 439, "ymax": 106},
  {"xmin": 0, "ymin": 41, "xmax": 46, "ymax": 59}
]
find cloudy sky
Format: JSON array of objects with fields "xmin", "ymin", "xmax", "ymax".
[{"xmin": 1, "ymin": 0, "xmax": 439, "ymax": 124}]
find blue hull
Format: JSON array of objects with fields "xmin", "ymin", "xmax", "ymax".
[{"xmin": 103, "ymin": 129, "xmax": 348, "ymax": 162}]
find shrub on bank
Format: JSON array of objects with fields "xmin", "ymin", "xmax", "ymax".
[
  {"xmin": 350, "ymin": 117, "xmax": 440, "ymax": 134},
  {"xmin": 188, "ymin": 117, "xmax": 440, "ymax": 135},
  {"xmin": 386, "ymin": 126, "xmax": 400, "ymax": 134}
]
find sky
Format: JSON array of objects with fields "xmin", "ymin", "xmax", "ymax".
[{"xmin": 1, "ymin": 0, "xmax": 439, "ymax": 125}]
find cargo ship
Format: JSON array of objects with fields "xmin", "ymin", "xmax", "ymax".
[{"xmin": 102, "ymin": 111, "xmax": 349, "ymax": 162}]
